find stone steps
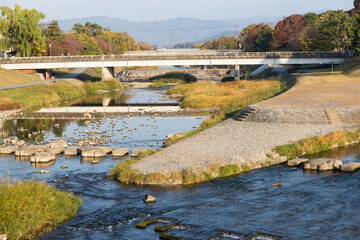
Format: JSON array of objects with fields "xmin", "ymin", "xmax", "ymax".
[
  {"xmin": 234, "ymin": 107, "xmax": 259, "ymax": 122},
  {"xmin": 324, "ymin": 110, "xmax": 344, "ymax": 125}
]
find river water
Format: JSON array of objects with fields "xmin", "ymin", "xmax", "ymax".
[{"xmin": 1, "ymin": 88, "xmax": 360, "ymax": 240}]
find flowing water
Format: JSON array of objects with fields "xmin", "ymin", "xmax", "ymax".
[{"xmin": 1, "ymin": 88, "xmax": 360, "ymax": 240}]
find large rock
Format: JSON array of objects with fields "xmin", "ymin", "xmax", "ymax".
[
  {"xmin": 47, "ymin": 139, "xmax": 67, "ymax": 149},
  {"xmin": 288, "ymin": 158, "xmax": 308, "ymax": 167},
  {"xmin": 1, "ymin": 146, "xmax": 19, "ymax": 154},
  {"xmin": 47, "ymin": 147, "xmax": 64, "ymax": 155},
  {"xmin": 143, "ymin": 194, "xmax": 156, "ymax": 203},
  {"xmin": 112, "ymin": 148, "xmax": 129, "ymax": 158},
  {"xmin": 81, "ymin": 147, "xmax": 113, "ymax": 158},
  {"xmin": 318, "ymin": 161, "xmax": 335, "ymax": 171},
  {"xmin": 15, "ymin": 145, "xmax": 48, "ymax": 157},
  {"xmin": 304, "ymin": 158, "xmax": 343, "ymax": 171},
  {"xmin": 304, "ymin": 159, "xmax": 331, "ymax": 170},
  {"xmin": 64, "ymin": 148, "xmax": 79, "ymax": 156},
  {"xmin": 340, "ymin": 162, "xmax": 360, "ymax": 172},
  {"xmin": 131, "ymin": 148, "xmax": 149, "ymax": 158},
  {"xmin": 30, "ymin": 152, "xmax": 56, "ymax": 163}
]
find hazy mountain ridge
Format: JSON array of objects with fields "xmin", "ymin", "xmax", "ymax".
[{"xmin": 57, "ymin": 16, "xmax": 281, "ymax": 46}]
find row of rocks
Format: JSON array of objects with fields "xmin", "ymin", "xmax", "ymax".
[
  {"xmin": 0, "ymin": 137, "xmax": 151, "ymax": 163},
  {"xmin": 288, "ymin": 158, "xmax": 360, "ymax": 172}
]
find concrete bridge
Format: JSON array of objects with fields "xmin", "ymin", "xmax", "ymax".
[{"xmin": 0, "ymin": 50, "xmax": 346, "ymax": 80}]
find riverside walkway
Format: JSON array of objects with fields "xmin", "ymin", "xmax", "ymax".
[{"xmin": 130, "ymin": 73, "xmax": 360, "ymax": 183}]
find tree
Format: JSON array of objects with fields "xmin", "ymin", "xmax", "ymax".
[
  {"xmin": 304, "ymin": 13, "xmax": 319, "ymax": 27},
  {"xmin": 82, "ymin": 37, "xmax": 101, "ymax": 55},
  {"xmin": 0, "ymin": 4, "xmax": 46, "ymax": 56},
  {"xmin": 43, "ymin": 20, "xmax": 62, "ymax": 40},
  {"xmin": 240, "ymin": 24, "xmax": 265, "ymax": 51},
  {"xmin": 254, "ymin": 25, "xmax": 274, "ymax": 52},
  {"xmin": 274, "ymin": 14, "xmax": 305, "ymax": 50},
  {"xmin": 318, "ymin": 10, "xmax": 357, "ymax": 51}
]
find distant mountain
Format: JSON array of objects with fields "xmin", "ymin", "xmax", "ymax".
[{"xmin": 57, "ymin": 16, "xmax": 280, "ymax": 47}]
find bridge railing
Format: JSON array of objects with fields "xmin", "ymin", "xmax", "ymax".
[{"xmin": 0, "ymin": 51, "xmax": 346, "ymax": 64}]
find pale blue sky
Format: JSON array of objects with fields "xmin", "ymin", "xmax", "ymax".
[{"xmin": 0, "ymin": 0, "xmax": 354, "ymax": 21}]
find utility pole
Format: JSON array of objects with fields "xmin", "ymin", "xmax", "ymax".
[{"xmin": 235, "ymin": 24, "xmax": 238, "ymax": 51}]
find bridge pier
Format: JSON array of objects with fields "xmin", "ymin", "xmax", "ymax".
[
  {"xmin": 234, "ymin": 65, "xmax": 240, "ymax": 80},
  {"xmin": 101, "ymin": 67, "xmax": 115, "ymax": 80}
]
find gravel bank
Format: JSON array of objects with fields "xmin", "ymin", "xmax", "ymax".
[{"xmin": 132, "ymin": 119, "xmax": 343, "ymax": 174}]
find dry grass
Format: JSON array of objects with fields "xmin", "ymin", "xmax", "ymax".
[
  {"xmin": 275, "ymin": 129, "xmax": 360, "ymax": 159},
  {"xmin": 0, "ymin": 69, "xmax": 42, "ymax": 87},
  {"xmin": 169, "ymin": 80, "xmax": 284, "ymax": 109}
]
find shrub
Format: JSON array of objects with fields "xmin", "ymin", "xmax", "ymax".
[
  {"xmin": 150, "ymin": 72, "xmax": 197, "ymax": 83},
  {"xmin": 221, "ymin": 76, "xmax": 235, "ymax": 82}
]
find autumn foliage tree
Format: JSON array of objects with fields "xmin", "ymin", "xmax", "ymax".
[{"xmin": 274, "ymin": 14, "xmax": 305, "ymax": 50}]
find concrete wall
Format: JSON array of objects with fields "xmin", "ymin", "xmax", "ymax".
[{"xmin": 124, "ymin": 69, "xmax": 231, "ymax": 80}]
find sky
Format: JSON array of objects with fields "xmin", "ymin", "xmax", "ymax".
[{"xmin": 0, "ymin": 0, "xmax": 354, "ymax": 22}]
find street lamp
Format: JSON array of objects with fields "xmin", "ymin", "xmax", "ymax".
[{"xmin": 49, "ymin": 44, "xmax": 52, "ymax": 56}]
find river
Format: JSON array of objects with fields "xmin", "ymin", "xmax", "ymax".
[{"xmin": 1, "ymin": 87, "xmax": 360, "ymax": 240}]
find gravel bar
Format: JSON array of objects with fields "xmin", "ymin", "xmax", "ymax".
[{"xmin": 132, "ymin": 119, "xmax": 343, "ymax": 174}]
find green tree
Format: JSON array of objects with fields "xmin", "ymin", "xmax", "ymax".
[
  {"xmin": 0, "ymin": 4, "xmax": 46, "ymax": 56},
  {"xmin": 82, "ymin": 37, "xmax": 101, "ymax": 55},
  {"xmin": 318, "ymin": 10, "xmax": 357, "ymax": 51},
  {"xmin": 43, "ymin": 20, "xmax": 62, "ymax": 40},
  {"xmin": 254, "ymin": 25, "xmax": 274, "ymax": 52},
  {"xmin": 304, "ymin": 13, "xmax": 319, "ymax": 26}
]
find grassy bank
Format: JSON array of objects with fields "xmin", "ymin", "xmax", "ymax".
[
  {"xmin": 111, "ymin": 151, "xmax": 247, "ymax": 185},
  {"xmin": 0, "ymin": 69, "xmax": 42, "ymax": 87},
  {"xmin": 0, "ymin": 178, "xmax": 82, "ymax": 239},
  {"xmin": 165, "ymin": 76, "xmax": 294, "ymax": 146},
  {"xmin": 274, "ymin": 129, "xmax": 360, "ymax": 159},
  {"xmin": 0, "ymin": 79, "xmax": 123, "ymax": 110}
]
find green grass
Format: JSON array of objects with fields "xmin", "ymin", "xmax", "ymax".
[
  {"xmin": 274, "ymin": 129, "xmax": 360, "ymax": 159},
  {"xmin": 0, "ymin": 79, "xmax": 124, "ymax": 109},
  {"xmin": 0, "ymin": 82, "xmax": 86, "ymax": 108},
  {"xmin": 84, "ymin": 79, "xmax": 124, "ymax": 93},
  {"xmin": 149, "ymin": 78, "xmax": 185, "ymax": 88},
  {"xmin": 0, "ymin": 69, "xmax": 42, "ymax": 87},
  {"xmin": 0, "ymin": 178, "xmax": 82, "ymax": 240}
]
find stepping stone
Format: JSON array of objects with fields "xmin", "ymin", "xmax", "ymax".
[
  {"xmin": 0, "ymin": 146, "xmax": 19, "ymax": 154},
  {"xmin": 304, "ymin": 158, "xmax": 342, "ymax": 171},
  {"xmin": 112, "ymin": 148, "xmax": 129, "ymax": 158},
  {"xmin": 30, "ymin": 152, "xmax": 56, "ymax": 163},
  {"xmin": 47, "ymin": 147, "xmax": 64, "ymax": 155},
  {"xmin": 16, "ymin": 145, "xmax": 40, "ymax": 157},
  {"xmin": 81, "ymin": 147, "xmax": 113, "ymax": 158},
  {"xmin": 340, "ymin": 162, "xmax": 360, "ymax": 172},
  {"xmin": 47, "ymin": 139, "xmax": 67, "ymax": 149},
  {"xmin": 64, "ymin": 148, "xmax": 79, "ymax": 156},
  {"xmin": 288, "ymin": 158, "xmax": 308, "ymax": 167},
  {"xmin": 131, "ymin": 148, "xmax": 149, "ymax": 157},
  {"xmin": 304, "ymin": 158, "xmax": 331, "ymax": 170}
]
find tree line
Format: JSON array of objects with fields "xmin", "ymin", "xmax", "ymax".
[
  {"xmin": 0, "ymin": 4, "xmax": 153, "ymax": 57},
  {"xmin": 201, "ymin": 3, "xmax": 360, "ymax": 56}
]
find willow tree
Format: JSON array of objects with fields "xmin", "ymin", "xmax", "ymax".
[{"xmin": 0, "ymin": 4, "xmax": 46, "ymax": 56}]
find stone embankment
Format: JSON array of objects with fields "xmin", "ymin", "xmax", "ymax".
[{"xmin": 124, "ymin": 69, "xmax": 231, "ymax": 80}]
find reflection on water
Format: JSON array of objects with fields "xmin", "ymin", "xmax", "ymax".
[{"xmin": 72, "ymin": 88, "xmax": 178, "ymax": 107}]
